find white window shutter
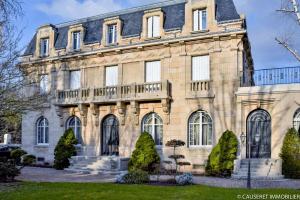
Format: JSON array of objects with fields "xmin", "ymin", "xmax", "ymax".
[
  {"xmin": 146, "ymin": 61, "xmax": 161, "ymax": 82},
  {"xmin": 192, "ymin": 56, "xmax": 210, "ymax": 81},
  {"xmin": 106, "ymin": 66, "xmax": 118, "ymax": 86},
  {"xmin": 147, "ymin": 17, "xmax": 153, "ymax": 38},
  {"xmin": 45, "ymin": 39, "xmax": 49, "ymax": 55},
  {"xmin": 77, "ymin": 32, "xmax": 81, "ymax": 49},
  {"xmin": 153, "ymin": 16, "xmax": 160, "ymax": 37},
  {"xmin": 193, "ymin": 10, "xmax": 199, "ymax": 31},
  {"xmin": 70, "ymin": 70, "xmax": 81, "ymax": 90},
  {"xmin": 40, "ymin": 74, "xmax": 49, "ymax": 93}
]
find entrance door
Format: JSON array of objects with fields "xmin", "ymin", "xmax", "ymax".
[
  {"xmin": 246, "ymin": 109, "xmax": 271, "ymax": 158},
  {"xmin": 101, "ymin": 115, "xmax": 119, "ymax": 156}
]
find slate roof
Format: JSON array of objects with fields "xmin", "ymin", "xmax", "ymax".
[{"xmin": 23, "ymin": 0, "xmax": 240, "ymax": 56}]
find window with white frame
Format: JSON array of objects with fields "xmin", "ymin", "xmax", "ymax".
[
  {"xmin": 72, "ymin": 31, "xmax": 81, "ymax": 50},
  {"xmin": 188, "ymin": 111, "xmax": 212, "ymax": 146},
  {"xmin": 192, "ymin": 55, "xmax": 210, "ymax": 81},
  {"xmin": 145, "ymin": 61, "xmax": 161, "ymax": 82},
  {"xmin": 147, "ymin": 16, "xmax": 160, "ymax": 38},
  {"xmin": 40, "ymin": 74, "xmax": 49, "ymax": 94},
  {"xmin": 105, "ymin": 66, "xmax": 118, "ymax": 86},
  {"xmin": 193, "ymin": 9, "xmax": 207, "ymax": 31},
  {"xmin": 40, "ymin": 38, "xmax": 49, "ymax": 57},
  {"xmin": 142, "ymin": 113, "xmax": 163, "ymax": 146},
  {"xmin": 66, "ymin": 116, "xmax": 81, "ymax": 144},
  {"xmin": 293, "ymin": 109, "xmax": 300, "ymax": 135},
  {"xmin": 107, "ymin": 24, "xmax": 117, "ymax": 44},
  {"xmin": 36, "ymin": 117, "xmax": 49, "ymax": 145},
  {"xmin": 69, "ymin": 70, "xmax": 81, "ymax": 90}
]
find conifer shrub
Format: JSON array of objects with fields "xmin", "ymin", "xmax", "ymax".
[
  {"xmin": 54, "ymin": 128, "xmax": 78, "ymax": 170},
  {"xmin": 206, "ymin": 130, "xmax": 238, "ymax": 177},
  {"xmin": 280, "ymin": 128, "xmax": 300, "ymax": 179},
  {"xmin": 10, "ymin": 149, "xmax": 27, "ymax": 165},
  {"xmin": 128, "ymin": 132, "xmax": 160, "ymax": 172}
]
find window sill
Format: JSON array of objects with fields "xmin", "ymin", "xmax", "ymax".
[
  {"xmin": 189, "ymin": 145, "xmax": 212, "ymax": 149},
  {"xmin": 144, "ymin": 36, "xmax": 161, "ymax": 41},
  {"xmin": 34, "ymin": 144, "xmax": 49, "ymax": 148},
  {"xmin": 39, "ymin": 55, "xmax": 49, "ymax": 59},
  {"xmin": 105, "ymin": 43, "xmax": 118, "ymax": 47},
  {"xmin": 191, "ymin": 30, "xmax": 209, "ymax": 34}
]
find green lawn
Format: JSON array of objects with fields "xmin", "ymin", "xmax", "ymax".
[{"xmin": 0, "ymin": 182, "xmax": 299, "ymax": 200}]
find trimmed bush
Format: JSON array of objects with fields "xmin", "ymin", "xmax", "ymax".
[
  {"xmin": 0, "ymin": 161, "xmax": 20, "ymax": 182},
  {"xmin": 206, "ymin": 130, "xmax": 238, "ymax": 177},
  {"xmin": 280, "ymin": 128, "xmax": 300, "ymax": 179},
  {"xmin": 175, "ymin": 173, "xmax": 193, "ymax": 185},
  {"xmin": 10, "ymin": 149, "xmax": 27, "ymax": 165},
  {"xmin": 116, "ymin": 170, "xmax": 149, "ymax": 184},
  {"xmin": 128, "ymin": 132, "xmax": 160, "ymax": 172},
  {"xmin": 54, "ymin": 129, "xmax": 78, "ymax": 170},
  {"xmin": 22, "ymin": 155, "xmax": 36, "ymax": 166}
]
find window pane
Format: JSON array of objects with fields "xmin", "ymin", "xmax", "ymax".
[
  {"xmin": 147, "ymin": 17, "xmax": 153, "ymax": 38},
  {"xmin": 193, "ymin": 10, "xmax": 199, "ymax": 31},
  {"xmin": 106, "ymin": 66, "xmax": 118, "ymax": 86},
  {"xmin": 202, "ymin": 124, "xmax": 212, "ymax": 145},
  {"xmin": 108, "ymin": 24, "xmax": 117, "ymax": 44},
  {"xmin": 153, "ymin": 16, "xmax": 160, "ymax": 37},
  {"xmin": 70, "ymin": 70, "xmax": 81, "ymax": 90},
  {"xmin": 201, "ymin": 10, "xmax": 207, "ymax": 30},
  {"xmin": 40, "ymin": 74, "xmax": 49, "ymax": 94},
  {"xmin": 146, "ymin": 61, "xmax": 161, "ymax": 82},
  {"xmin": 192, "ymin": 56, "xmax": 210, "ymax": 81}
]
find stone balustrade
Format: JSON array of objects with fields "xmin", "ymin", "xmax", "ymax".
[{"xmin": 56, "ymin": 81, "xmax": 171, "ymax": 105}]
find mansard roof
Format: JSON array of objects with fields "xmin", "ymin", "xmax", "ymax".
[{"xmin": 23, "ymin": 0, "xmax": 240, "ymax": 56}]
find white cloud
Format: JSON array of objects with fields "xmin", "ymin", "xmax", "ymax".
[{"xmin": 36, "ymin": 0, "xmax": 123, "ymax": 20}]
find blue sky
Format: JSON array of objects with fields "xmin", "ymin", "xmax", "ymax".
[{"xmin": 19, "ymin": 0, "xmax": 300, "ymax": 69}]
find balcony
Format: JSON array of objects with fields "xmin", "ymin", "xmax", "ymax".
[
  {"xmin": 241, "ymin": 66, "xmax": 300, "ymax": 86},
  {"xmin": 56, "ymin": 81, "xmax": 171, "ymax": 105},
  {"xmin": 186, "ymin": 80, "xmax": 214, "ymax": 98}
]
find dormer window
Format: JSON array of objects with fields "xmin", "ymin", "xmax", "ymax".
[
  {"xmin": 147, "ymin": 16, "xmax": 160, "ymax": 38},
  {"xmin": 107, "ymin": 24, "xmax": 117, "ymax": 45},
  {"xmin": 193, "ymin": 9, "xmax": 207, "ymax": 31},
  {"xmin": 40, "ymin": 38, "xmax": 49, "ymax": 57},
  {"xmin": 72, "ymin": 31, "xmax": 81, "ymax": 50}
]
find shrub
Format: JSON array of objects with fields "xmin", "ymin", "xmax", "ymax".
[
  {"xmin": 22, "ymin": 155, "xmax": 36, "ymax": 166},
  {"xmin": 280, "ymin": 128, "xmax": 300, "ymax": 179},
  {"xmin": 206, "ymin": 130, "xmax": 238, "ymax": 177},
  {"xmin": 175, "ymin": 173, "xmax": 193, "ymax": 185},
  {"xmin": 54, "ymin": 128, "xmax": 78, "ymax": 170},
  {"xmin": 128, "ymin": 132, "xmax": 160, "ymax": 172},
  {"xmin": 0, "ymin": 161, "xmax": 20, "ymax": 182},
  {"xmin": 116, "ymin": 170, "xmax": 149, "ymax": 184},
  {"xmin": 10, "ymin": 149, "xmax": 27, "ymax": 165}
]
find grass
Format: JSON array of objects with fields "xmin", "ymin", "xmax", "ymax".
[{"xmin": 0, "ymin": 182, "xmax": 299, "ymax": 200}]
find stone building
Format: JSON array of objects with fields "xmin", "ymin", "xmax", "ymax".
[{"xmin": 20, "ymin": 0, "xmax": 300, "ymax": 178}]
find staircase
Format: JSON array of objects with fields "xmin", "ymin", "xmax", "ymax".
[
  {"xmin": 65, "ymin": 156, "xmax": 129, "ymax": 175},
  {"xmin": 232, "ymin": 159, "xmax": 284, "ymax": 180}
]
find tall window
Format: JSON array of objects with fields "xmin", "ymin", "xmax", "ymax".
[
  {"xmin": 72, "ymin": 32, "xmax": 81, "ymax": 50},
  {"xmin": 40, "ymin": 38, "xmax": 49, "ymax": 57},
  {"xmin": 66, "ymin": 116, "xmax": 81, "ymax": 143},
  {"xmin": 36, "ymin": 117, "xmax": 49, "ymax": 145},
  {"xmin": 105, "ymin": 66, "xmax": 118, "ymax": 86},
  {"xmin": 69, "ymin": 70, "xmax": 81, "ymax": 90},
  {"xmin": 145, "ymin": 61, "xmax": 161, "ymax": 82},
  {"xmin": 188, "ymin": 111, "xmax": 212, "ymax": 146},
  {"xmin": 193, "ymin": 9, "xmax": 207, "ymax": 31},
  {"xmin": 293, "ymin": 109, "xmax": 300, "ymax": 135},
  {"xmin": 147, "ymin": 16, "xmax": 160, "ymax": 38},
  {"xmin": 142, "ymin": 113, "xmax": 163, "ymax": 146},
  {"xmin": 39, "ymin": 74, "xmax": 49, "ymax": 94},
  {"xmin": 192, "ymin": 55, "xmax": 210, "ymax": 81},
  {"xmin": 107, "ymin": 24, "xmax": 117, "ymax": 44}
]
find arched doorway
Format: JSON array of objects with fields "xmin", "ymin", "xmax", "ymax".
[
  {"xmin": 101, "ymin": 115, "xmax": 119, "ymax": 156},
  {"xmin": 246, "ymin": 109, "xmax": 271, "ymax": 158}
]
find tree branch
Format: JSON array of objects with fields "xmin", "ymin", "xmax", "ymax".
[{"xmin": 276, "ymin": 37, "xmax": 300, "ymax": 61}]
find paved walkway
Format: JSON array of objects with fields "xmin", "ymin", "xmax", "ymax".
[{"xmin": 17, "ymin": 167, "xmax": 300, "ymax": 189}]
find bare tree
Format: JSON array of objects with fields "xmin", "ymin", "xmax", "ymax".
[
  {"xmin": 276, "ymin": 0, "xmax": 300, "ymax": 62},
  {"xmin": 0, "ymin": 0, "xmax": 45, "ymax": 142}
]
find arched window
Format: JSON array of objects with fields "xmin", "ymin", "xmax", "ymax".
[
  {"xmin": 293, "ymin": 109, "xmax": 300, "ymax": 134},
  {"xmin": 36, "ymin": 117, "xmax": 49, "ymax": 145},
  {"xmin": 66, "ymin": 116, "xmax": 82, "ymax": 143},
  {"xmin": 142, "ymin": 113, "xmax": 163, "ymax": 146},
  {"xmin": 188, "ymin": 111, "xmax": 212, "ymax": 147}
]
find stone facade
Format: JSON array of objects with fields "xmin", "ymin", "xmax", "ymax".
[{"xmin": 20, "ymin": 0, "xmax": 300, "ymax": 176}]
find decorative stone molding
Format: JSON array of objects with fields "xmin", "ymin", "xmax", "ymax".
[
  {"xmin": 55, "ymin": 106, "xmax": 64, "ymax": 127},
  {"xmin": 35, "ymin": 24, "xmax": 57, "ymax": 57},
  {"xmin": 131, "ymin": 101, "xmax": 139, "ymax": 125},
  {"xmin": 117, "ymin": 101, "xmax": 126, "ymax": 125},
  {"xmin": 162, "ymin": 98, "xmax": 170, "ymax": 125},
  {"xmin": 90, "ymin": 103, "xmax": 99, "ymax": 126},
  {"xmin": 78, "ymin": 104, "xmax": 88, "ymax": 126}
]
